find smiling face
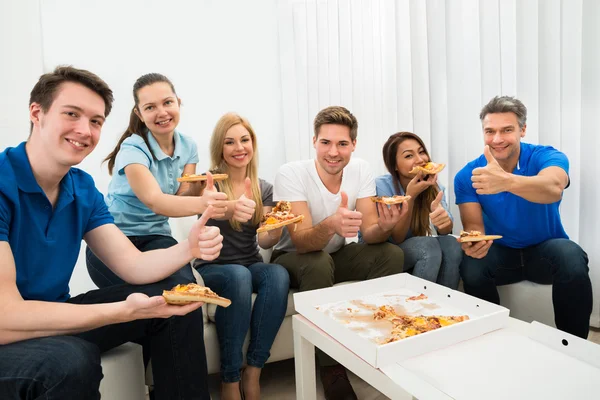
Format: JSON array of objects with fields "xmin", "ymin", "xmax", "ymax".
[
  {"xmin": 395, "ymin": 138, "xmax": 430, "ymax": 179},
  {"xmin": 134, "ymin": 82, "xmax": 180, "ymax": 137},
  {"xmin": 222, "ymin": 123, "xmax": 254, "ymax": 169},
  {"xmin": 313, "ymin": 124, "xmax": 356, "ymax": 177},
  {"xmin": 482, "ymin": 112, "xmax": 526, "ymax": 164},
  {"xmin": 30, "ymin": 81, "xmax": 106, "ymax": 167}
]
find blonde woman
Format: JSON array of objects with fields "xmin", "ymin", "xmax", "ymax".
[{"xmin": 194, "ymin": 113, "xmax": 290, "ymax": 400}]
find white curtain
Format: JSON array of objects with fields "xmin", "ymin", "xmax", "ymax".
[{"xmin": 277, "ymin": 0, "xmax": 600, "ymax": 326}]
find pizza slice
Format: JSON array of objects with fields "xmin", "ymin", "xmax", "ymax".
[
  {"xmin": 256, "ymin": 200, "xmax": 305, "ymax": 233},
  {"xmin": 458, "ymin": 230, "xmax": 502, "ymax": 243},
  {"xmin": 409, "ymin": 162, "xmax": 446, "ymax": 175},
  {"xmin": 177, "ymin": 173, "xmax": 229, "ymax": 183},
  {"xmin": 162, "ymin": 283, "xmax": 232, "ymax": 307},
  {"xmin": 370, "ymin": 195, "xmax": 412, "ymax": 205}
]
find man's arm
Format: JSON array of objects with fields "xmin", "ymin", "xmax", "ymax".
[
  {"xmin": 458, "ymin": 202, "xmax": 492, "ymax": 259},
  {"xmin": 0, "ymin": 242, "xmax": 204, "ymax": 345},
  {"xmin": 506, "ymin": 167, "xmax": 568, "ymax": 204},
  {"xmin": 85, "ymin": 211, "xmax": 223, "ymax": 285},
  {"xmin": 287, "ymin": 201, "xmax": 337, "ymax": 253}
]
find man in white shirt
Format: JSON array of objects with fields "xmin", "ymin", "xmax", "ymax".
[{"xmin": 272, "ymin": 106, "xmax": 405, "ymax": 400}]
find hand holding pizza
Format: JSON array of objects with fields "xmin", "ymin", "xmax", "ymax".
[
  {"xmin": 471, "ymin": 146, "xmax": 512, "ymax": 195},
  {"xmin": 199, "ymin": 172, "xmax": 228, "ymax": 218},
  {"xmin": 406, "ymin": 171, "xmax": 438, "ymax": 198},
  {"xmin": 333, "ymin": 191, "xmax": 363, "ymax": 238},
  {"xmin": 188, "ymin": 206, "xmax": 223, "ymax": 261},
  {"xmin": 429, "ymin": 191, "xmax": 451, "ymax": 231},
  {"xmin": 232, "ymin": 177, "xmax": 257, "ymax": 223},
  {"xmin": 376, "ymin": 200, "xmax": 407, "ymax": 232},
  {"xmin": 122, "ymin": 292, "xmax": 204, "ymax": 321},
  {"xmin": 460, "ymin": 239, "xmax": 493, "ymax": 259}
]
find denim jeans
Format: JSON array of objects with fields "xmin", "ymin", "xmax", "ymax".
[
  {"xmin": 0, "ymin": 275, "xmax": 210, "ymax": 400},
  {"xmin": 86, "ymin": 234, "xmax": 195, "ymax": 288},
  {"xmin": 196, "ymin": 262, "xmax": 290, "ymax": 383},
  {"xmin": 398, "ymin": 235, "xmax": 462, "ymax": 289},
  {"xmin": 460, "ymin": 238, "xmax": 593, "ymax": 338}
]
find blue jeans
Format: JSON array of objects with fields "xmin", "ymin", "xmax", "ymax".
[
  {"xmin": 196, "ymin": 263, "xmax": 290, "ymax": 383},
  {"xmin": 0, "ymin": 275, "xmax": 210, "ymax": 399},
  {"xmin": 86, "ymin": 234, "xmax": 195, "ymax": 288},
  {"xmin": 398, "ymin": 235, "xmax": 462, "ymax": 289},
  {"xmin": 460, "ymin": 238, "xmax": 593, "ymax": 338}
]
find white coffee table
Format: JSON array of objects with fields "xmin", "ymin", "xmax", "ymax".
[{"xmin": 293, "ymin": 314, "xmax": 600, "ymax": 400}]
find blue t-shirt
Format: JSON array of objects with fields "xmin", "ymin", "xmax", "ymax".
[
  {"xmin": 106, "ymin": 131, "xmax": 199, "ymax": 237},
  {"xmin": 360, "ymin": 174, "xmax": 452, "ymax": 243},
  {"xmin": 454, "ymin": 142, "xmax": 569, "ymax": 248},
  {"xmin": 0, "ymin": 142, "xmax": 114, "ymax": 302}
]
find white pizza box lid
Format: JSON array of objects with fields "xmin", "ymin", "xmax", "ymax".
[
  {"xmin": 379, "ymin": 320, "xmax": 600, "ymax": 400},
  {"xmin": 294, "ymin": 273, "xmax": 509, "ymax": 368}
]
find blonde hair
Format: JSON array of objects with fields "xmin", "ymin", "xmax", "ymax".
[{"xmin": 209, "ymin": 113, "xmax": 263, "ymax": 231}]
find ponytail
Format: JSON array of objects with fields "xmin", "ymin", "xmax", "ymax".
[{"xmin": 103, "ymin": 107, "xmax": 157, "ymax": 175}]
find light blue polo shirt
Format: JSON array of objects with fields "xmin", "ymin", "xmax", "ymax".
[
  {"xmin": 454, "ymin": 142, "xmax": 569, "ymax": 249},
  {"xmin": 358, "ymin": 174, "xmax": 452, "ymax": 243},
  {"xmin": 0, "ymin": 142, "xmax": 114, "ymax": 302},
  {"xmin": 106, "ymin": 131, "xmax": 198, "ymax": 237}
]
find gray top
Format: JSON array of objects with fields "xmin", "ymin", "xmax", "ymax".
[{"xmin": 194, "ymin": 179, "xmax": 276, "ymax": 267}]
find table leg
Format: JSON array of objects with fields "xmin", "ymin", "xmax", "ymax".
[{"xmin": 294, "ymin": 328, "xmax": 317, "ymax": 400}]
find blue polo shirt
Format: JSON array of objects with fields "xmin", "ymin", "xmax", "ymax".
[
  {"xmin": 105, "ymin": 131, "xmax": 198, "ymax": 237},
  {"xmin": 454, "ymin": 142, "xmax": 569, "ymax": 248},
  {"xmin": 0, "ymin": 142, "xmax": 114, "ymax": 302}
]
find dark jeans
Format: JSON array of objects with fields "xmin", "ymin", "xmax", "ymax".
[
  {"xmin": 0, "ymin": 276, "xmax": 210, "ymax": 400},
  {"xmin": 460, "ymin": 238, "xmax": 593, "ymax": 338},
  {"xmin": 196, "ymin": 262, "xmax": 290, "ymax": 383},
  {"xmin": 86, "ymin": 234, "xmax": 195, "ymax": 287},
  {"xmin": 272, "ymin": 242, "xmax": 404, "ymax": 366}
]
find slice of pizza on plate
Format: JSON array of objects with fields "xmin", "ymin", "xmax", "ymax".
[
  {"xmin": 409, "ymin": 162, "xmax": 445, "ymax": 175},
  {"xmin": 458, "ymin": 230, "xmax": 502, "ymax": 243},
  {"xmin": 163, "ymin": 283, "xmax": 232, "ymax": 307},
  {"xmin": 257, "ymin": 201, "xmax": 305, "ymax": 233}
]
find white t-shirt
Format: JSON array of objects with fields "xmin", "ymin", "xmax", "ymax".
[{"xmin": 273, "ymin": 158, "xmax": 376, "ymax": 253}]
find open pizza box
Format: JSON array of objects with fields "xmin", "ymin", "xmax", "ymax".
[{"xmin": 294, "ymin": 273, "xmax": 509, "ymax": 369}]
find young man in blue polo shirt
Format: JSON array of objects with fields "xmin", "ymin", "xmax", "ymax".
[
  {"xmin": 455, "ymin": 95, "xmax": 592, "ymax": 339},
  {"xmin": 0, "ymin": 66, "xmax": 223, "ymax": 399}
]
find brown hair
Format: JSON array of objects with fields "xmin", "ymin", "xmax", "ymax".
[
  {"xmin": 29, "ymin": 65, "xmax": 114, "ymax": 133},
  {"xmin": 209, "ymin": 113, "xmax": 264, "ymax": 231},
  {"xmin": 313, "ymin": 106, "xmax": 358, "ymax": 140},
  {"xmin": 382, "ymin": 132, "xmax": 440, "ymax": 237},
  {"xmin": 104, "ymin": 73, "xmax": 177, "ymax": 175}
]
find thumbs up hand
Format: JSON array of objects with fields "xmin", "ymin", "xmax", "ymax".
[
  {"xmin": 429, "ymin": 190, "xmax": 451, "ymax": 231},
  {"xmin": 188, "ymin": 206, "xmax": 223, "ymax": 261},
  {"xmin": 232, "ymin": 177, "xmax": 257, "ymax": 223},
  {"xmin": 471, "ymin": 145, "xmax": 512, "ymax": 195},
  {"xmin": 333, "ymin": 191, "xmax": 363, "ymax": 238},
  {"xmin": 199, "ymin": 172, "xmax": 228, "ymax": 218}
]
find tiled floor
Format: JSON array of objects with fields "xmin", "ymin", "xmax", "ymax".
[{"xmin": 146, "ymin": 327, "xmax": 600, "ymax": 399}]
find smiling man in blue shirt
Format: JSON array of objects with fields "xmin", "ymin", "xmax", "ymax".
[
  {"xmin": 0, "ymin": 66, "xmax": 223, "ymax": 399},
  {"xmin": 454, "ymin": 96, "xmax": 592, "ymax": 339}
]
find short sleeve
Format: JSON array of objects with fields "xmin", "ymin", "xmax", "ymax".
[
  {"xmin": 454, "ymin": 165, "xmax": 479, "ymax": 205},
  {"xmin": 375, "ymin": 176, "xmax": 396, "ymax": 197},
  {"xmin": 273, "ymin": 163, "xmax": 307, "ymax": 202},
  {"xmin": 114, "ymin": 141, "xmax": 152, "ymax": 176},
  {"xmin": 357, "ymin": 161, "xmax": 377, "ymax": 199},
  {"xmin": 260, "ymin": 180, "xmax": 276, "ymax": 207},
  {"xmin": 532, "ymin": 146, "xmax": 569, "ymax": 176},
  {"xmin": 84, "ymin": 187, "xmax": 115, "ymax": 234},
  {"xmin": 0, "ymin": 192, "xmax": 11, "ymax": 242},
  {"xmin": 186, "ymin": 139, "xmax": 199, "ymax": 165}
]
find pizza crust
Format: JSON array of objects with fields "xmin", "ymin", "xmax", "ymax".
[
  {"xmin": 409, "ymin": 162, "xmax": 446, "ymax": 175},
  {"xmin": 162, "ymin": 284, "xmax": 232, "ymax": 307},
  {"xmin": 176, "ymin": 173, "xmax": 229, "ymax": 183},
  {"xmin": 458, "ymin": 230, "xmax": 502, "ymax": 243},
  {"xmin": 257, "ymin": 214, "xmax": 304, "ymax": 233},
  {"xmin": 370, "ymin": 195, "xmax": 412, "ymax": 205}
]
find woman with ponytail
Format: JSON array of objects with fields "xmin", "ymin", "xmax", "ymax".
[
  {"xmin": 193, "ymin": 113, "xmax": 289, "ymax": 400},
  {"xmin": 372, "ymin": 132, "xmax": 462, "ymax": 289},
  {"xmin": 86, "ymin": 73, "xmax": 228, "ymax": 287}
]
